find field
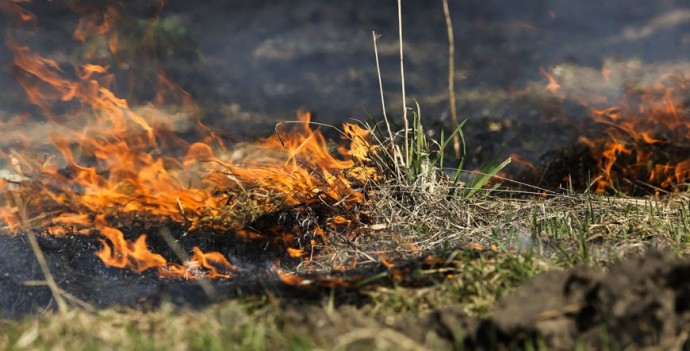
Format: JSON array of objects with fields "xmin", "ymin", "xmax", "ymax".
[{"xmin": 3, "ymin": 1, "xmax": 690, "ymax": 350}]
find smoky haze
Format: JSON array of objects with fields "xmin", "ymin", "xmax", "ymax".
[{"xmin": 2, "ymin": 0, "xmax": 689, "ymax": 122}]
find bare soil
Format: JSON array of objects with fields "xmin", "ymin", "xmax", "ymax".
[{"xmin": 467, "ymin": 251, "xmax": 690, "ymax": 349}]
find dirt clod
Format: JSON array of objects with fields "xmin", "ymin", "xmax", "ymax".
[{"xmin": 448, "ymin": 251, "xmax": 690, "ymax": 350}]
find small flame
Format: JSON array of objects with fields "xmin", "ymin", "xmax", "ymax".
[
  {"xmin": 96, "ymin": 228, "xmax": 167, "ymax": 273},
  {"xmin": 540, "ymin": 67, "xmax": 561, "ymax": 96}
]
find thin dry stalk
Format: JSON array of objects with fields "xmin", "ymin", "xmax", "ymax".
[
  {"xmin": 442, "ymin": 0, "xmax": 461, "ymax": 158},
  {"xmin": 372, "ymin": 31, "xmax": 388, "ymax": 121},
  {"xmin": 372, "ymin": 31, "xmax": 401, "ymax": 178},
  {"xmin": 22, "ymin": 281, "xmax": 96, "ymax": 312},
  {"xmin": 158, "ymin": 226, "xmax": 217, "ymax": 299},
  {"xmin": 11, "ymin": 191, "xmax": 68, "ymax": 314},
  {"xmin": 397, "ymin": 0, "xmax": 409, "ymax": 167}
]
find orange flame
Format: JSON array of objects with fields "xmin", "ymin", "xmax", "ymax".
[
  {"xmin": 208, "ymin": 111, "xmax": 374, "ymax": 209},
  {"xmin": 96, "ymin": 228, "xmax": 167, "ymax": 273},
  {"xmin": 540, "ymin": 67, "xmax": 562, "ymax": 96},
  {"xmin": 544, "ymin": 67, "xmax": 690, "ymax": 193},
  {"xmin": 96, "ymin": 224, "xmax": 235, "ymax": 280}
]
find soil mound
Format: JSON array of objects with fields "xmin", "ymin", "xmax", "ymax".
[{"xmin": 418, "ymin": 251, "xmax": 690, "ymax": 349}]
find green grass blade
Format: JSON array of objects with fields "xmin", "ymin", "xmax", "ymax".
[{"xmin": 462, "ymin": 157, "xmax": 511, "ymax": 198}]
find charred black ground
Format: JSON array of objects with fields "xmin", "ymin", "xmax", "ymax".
[{"xmin": 0, "ymin": 224, "xmax": 466, "ymax": 318}]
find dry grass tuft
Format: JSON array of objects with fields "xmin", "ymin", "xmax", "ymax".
[{"xmin": 311, "ymin": 174, "xmax": 690, "ymax": 270}]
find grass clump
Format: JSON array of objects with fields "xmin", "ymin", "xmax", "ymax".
[{"xmin": 1, "ymin": 300, "xmax": 294, "ymax": 351}]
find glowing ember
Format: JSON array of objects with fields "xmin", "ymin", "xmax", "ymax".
[{"xmin": 0, "ymin": 1, "xmax": 377, "ymax": 279}]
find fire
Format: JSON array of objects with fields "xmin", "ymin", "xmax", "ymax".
[
  {"xmin": 96, "ymin": 227, "xmax": 167, "ymax": 273},
  {"xmin": 72, "ymin": 5, "xmax": 119, "ymax": 56},
  {"xmin": 544, "ymin": 66, "xmax": 690, "ymax": 194},
  {"xmin": 0, "ymin": 1, "xmax": 377, "ymax": 279},
  {"xmin": 209, "ymin": 111, "xmax": 375, "ymax": 208},
  {"xmin": 540, "ymin": 67, "xmax": 562, "ymax": 97}
]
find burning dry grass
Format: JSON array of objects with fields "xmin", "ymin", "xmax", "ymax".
[
  {"xmin": 539, "ymin": 60, "xmax": 690, "ymax": 194},
  {"xmin": 3, "ymin": 99, "xmax": 690, "ymax": 347},
  {"xmin": 3, "ymin": 0, "xmax": 690, "ymax": 287},
  {"xmin": 0, "ymin": 0, "xmax": 384, "ymax": 278}
]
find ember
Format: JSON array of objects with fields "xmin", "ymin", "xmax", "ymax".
[{"xmin": 0, "ymin": 1, "xmax": 377, "ymax": 279}]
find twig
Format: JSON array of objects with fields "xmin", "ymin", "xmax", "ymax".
[
  {"xmin": 372, "ymin": 32, "xmax": 388, "ymax": 120},
  {"xmin": 397, "ymin": 0, "xmax": 409, "ymax": 168},
  {"xmin": 157, "ymin": 227, "xmax": 218, "ymax": 300},
  {"xmin": 442, "ymin": 0, "xmax": 461, "ymax": 158},
  {"xmin": 275, "ymin": 120, "xmax": 351, "ymax": 139},
  {"xmin": 372, "ymin": 31, "xmax": 401, "ymax": 179},
  {"xmin": 11, "ymin": 191, "xmax": 68, "ymax": 314},
  {"xmin": 22, "ymin": 281, "xmax": 96, "ymax": 312}
]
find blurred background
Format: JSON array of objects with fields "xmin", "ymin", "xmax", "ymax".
[{"xmin": 2, "ymin": 0, "xmax": 690, "ymax": 174}]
